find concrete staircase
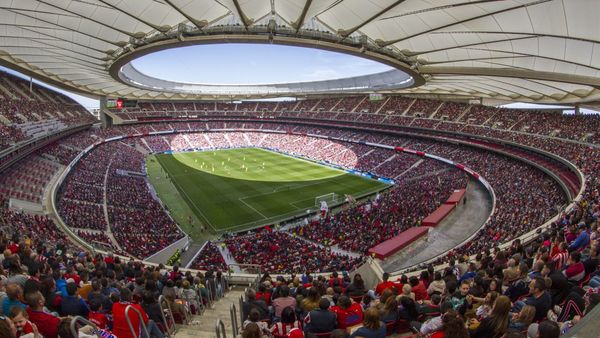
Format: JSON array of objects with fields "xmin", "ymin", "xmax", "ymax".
[{"xmin": 175, "ymin": 287, "xmax": 245, "ymax": 338}]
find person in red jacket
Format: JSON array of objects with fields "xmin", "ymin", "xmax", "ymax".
[
  {"xmin": 111, "ymin": 288, "xmax": 164, "ymax": 338},
  {"xmin": 330, "ymin": 296, "xmax": 364, "ymax": 330},
  {"xmin": 25, "ymin": 291, "xmax": 60, "ymax": 338},
  {"xmin": 375, "ymin": 273, "xmax": 397, "ymax": 296}
]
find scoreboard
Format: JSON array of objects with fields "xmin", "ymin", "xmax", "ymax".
[
  {"xmin": 369, "ymin": 93, "xmax": 384, "ymax": 101},
  {"xmin": 107, "ymin": 98, "xmax": 137, "ymax": 109}
]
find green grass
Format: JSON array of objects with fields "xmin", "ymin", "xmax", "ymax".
[{"xmin": 146, "ymin": 148, "xmax": 389, "ymax": 237}]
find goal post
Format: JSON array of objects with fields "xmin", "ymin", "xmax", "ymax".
[{"xmin": 314, "ymin": 193, "xmax": 339, "ymax": 207}]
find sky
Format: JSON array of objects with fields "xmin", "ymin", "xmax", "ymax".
[
  {"xmin": 0, "ymin": 43, "xmax": 596, "ymax": 113},
  {"xmin": 131, "ymin": 44, "xmax": 393, "ymax": 84}
]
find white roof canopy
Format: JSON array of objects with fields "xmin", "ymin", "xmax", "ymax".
[{"xmin": 0, "ymin": 0, "xmax": 598, "ymax": 103}]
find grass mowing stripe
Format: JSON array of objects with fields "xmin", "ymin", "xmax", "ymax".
[{"xmin": 149, "ymin": 148, "xmax": 389, "ymax": 234}]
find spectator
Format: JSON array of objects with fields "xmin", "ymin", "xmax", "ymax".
[
  {"xmin": 272, "ymin": 285, "xmax": 295, "ymax": 319},
  {"xmin": 111, "ymin": 288, "xmax": 163, "ymax": 338},
  {"xmin": 304, "ymin": 298, "xmax": 337, "ymax": 334},
  {"xmin": 8, "ymin": 306, "xmax": 39, "ymax": 338},
  {"xmin": 270, "ymin": 306, "xmax": 301, "ymax": 337},
  {"xmin": 2, "ymin": 284, "xmax": 25, "ymax": 316},
  {"xmin": 60, "ymin": 282, "xmax": 89, "ymax": 318},
  {"xmin": 331, "ymin": 296, "xmax": 363, "ymax": 330},
  {"xmin": 25, "ymin": 291, "xmax": 60, "ymax": 338},
  {"xmin": 469, "ymin": 295, "xmax": 511, "ymax": 338},
  {"xmin": 349, "ymin": 307, "xmax": 385, "ymax": 338}
]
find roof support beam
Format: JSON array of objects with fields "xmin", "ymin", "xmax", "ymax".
[
  {"xmin": 96, "ymin": 0, "xmax": 168, "ymax": 33},
  {"xmin": 293, "ymin": 0, "xmax": 313, "ymax": 33},
  {"xmin": 36, "ymin": 0, "xmax": 135, "ymax": 37},
  {"xmin": 421, "ymin": 66, "xmax": 600, "ymax": 88},
  {"xmin": 465, "ymin": 47, "xmax": 600, "ymax": 72},
  {"xmin": 231, "ymin": 0, "xmax": 252, "ymax": 29},
  {"xmin": 340, "ymin": 0, "xmax": 407, "ymax": 38},
  {"xmin": 406, "ymin": 35, "xmax": 535, "ymax": 57},
  {"xmin": 162, "ymin": 0, "xmax": 207, "ymax": 31},
  {"xmin": 381, "ymin": 0, "xmax": 552, "ymax": 46},
  {"xmin": 3, "ymin": 8, "xmax": 120, "ymax": 46}
]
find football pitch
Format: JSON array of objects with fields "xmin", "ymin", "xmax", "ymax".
[{"xmin": 146, "ymin": 148, "xmax": 389, "ymax": 236}]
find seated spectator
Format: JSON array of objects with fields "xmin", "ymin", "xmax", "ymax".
[
  {"xmin": 512, "ymin": 277, "xmax": 551, "ymax": 323},
  {"xmin": 349, "ymin": 307, "xmax": 385, "ymax": 338},
  {"xmin": 563, "ymin": 251, "xmax": 586, "ymax": 283},
  {"xmin": 345, "ymin": 274, "xmax": 366, "ymax": 299},
  {"xmin": 8, "ymin": 306, "xmax": 39, "ymax": 338},
  {"xmin": 427, "ymin": 272, "xmax": 445, "ymax": 296},
  {"xmin": 60, "ymin": 282, "xmax": 89, "ymax": 318},
  {"xmin": 504, "ymin": 262, "xmax": 531, "ymax": 302},
  {"xmin": 508, "ymin": 305, "xmax": 535, "ymax": 333},
  {"xmin": 25, "ymin": 291, "xmax": 60, "ymax": 338},
  {"xmin": 331, "ymin": 296, "xmax": 363, "ymax": 330},
  {"xmin": 272, "ymin": 285, "xmax": 295, "ymax": 319},
  {"xmin": 88, "ymin": 299, "xmax": 109, "ymax": 330},
  {"xmin": 398, "ymin": 296, "xmax": 418, "ymax": 322},
  {"xmin": 111, "ymin": 288, "xmax": 164, "ymax": 338},
  {"xmin": 0, "ymin": 316, "xmax": 17, "ymax": 338},
  {"xmin": 418, "ymin": 294, "xmax": 442, "ymax": 319},
  {"xmin": 374, "ymin": 273, "xmax": 396, "ymax": 296},
  {"xmin": 242, "ymin": 289, "xmax": 269, "ymax": 321},
  {"xmin": 541, "ymin": 262, "xmax": 569, "ymax": 305},
  {"xmin": 270, "ymin": 306, "xmax": 301, "ymax": 337},
  {"xmin": 180, "ymin": 281, "xmax": 200, "ymax": 314},
  {"xmin": 242, "ymin": 309, "xmax": 269, "ymax": 337},
  {"xmin": 469, "ymin": 295, "xmax": 511, "ymax": 338},
  {"xmin": 256, "ymin": 284, "xmax": 272, "ymax": 307},
  {"xmin": 304, "ymin": 298, "xmax": 337, "ymax": 334},
  {"xmin": 241, "ymin": 322, "xmax": 262, "ymax": 338},
  {"xmin": 409, "ymin": 276, "xmax": 428, "ymax": 301},
  {"xmin": 301, "ymin": 288, "xmax": 321, "ymax": 314},
  {"xmin": 430, "ymin": 310, "xmax": 468, "ymax": 338},
  {"xmin": 474, "ymin": 291, "xmax": 498, "ymax": 319},
  {"xmin": 379, "ymin": 297, "xmax": 398, "ymax": 323},
  {"xmin": 2, "ymin": 283, "xmax": 25, "ymax": 315},
  {"xmin": 527, "ymin": 320, "xmax": 560, "ymax": 338}
]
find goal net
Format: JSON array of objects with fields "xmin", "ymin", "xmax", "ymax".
[{"xmin": 315, "ymin": 193, "xmax": 339, "ymax": 208}]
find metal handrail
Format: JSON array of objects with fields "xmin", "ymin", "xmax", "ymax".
[
  {"xmin": 230, "ymin": 303, "xmax": 239, "ymax": 337},
  {"xmin": 125, "ymin": 305, "xmax": 151, "ymax": 338},
  {"xmin": 239, "ymin": 295, "xmax": 245, "ymax": 326},
  {"xmin": 70, "ymin": 316, "xmax": 101, "ymax": 338},
  {"xmin": 216, "ymin": 318, "xmax": 227, "ymax": 338},
  {"xmin": 227, "ymin": 263, "xmax": 261, "ymax": 288},
  {"xmin": 157, "ymin": 295, "xmax": 175, "ymax": 337}
]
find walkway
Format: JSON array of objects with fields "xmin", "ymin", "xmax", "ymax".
[{"xmin": 381, "ymin": 178, "xmax": 493, "ymax": 271}]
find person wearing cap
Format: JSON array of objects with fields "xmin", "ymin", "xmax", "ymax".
[{"xmin": 568, "ymin": 223, "xmax": 590, "ymax": 252}]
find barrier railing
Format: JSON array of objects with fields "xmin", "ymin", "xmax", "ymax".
[
  {"xmin": 216, "ymin": 318, "xmax": 227, "ymax": 338},
  {"xmin": 70, "ymin": 316, "xmax": 101, "ymax": 338},
  {"xmin": 230, "ymin": 303, "xmax": 240, "ymax": 337},
  {"xmin": 227, "ymin": 263, "xmax": 261, "ymax": 289},
  {"xmin": 158, "ymin": 295, "xmax": 175, "ymax": 337},
  {"xmin": 125, "ymin": 305, "xmax": 150, "ymax": 338}
]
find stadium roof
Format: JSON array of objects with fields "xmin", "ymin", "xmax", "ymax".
[{"xmin": 0, "ymin": 0, "xmax": 599, "ymax": 103}]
